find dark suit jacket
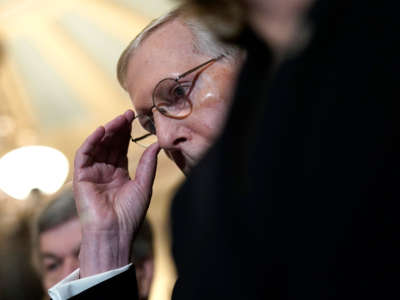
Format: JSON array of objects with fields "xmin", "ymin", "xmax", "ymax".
[
  {"xmin": 171, "ymin": 0, "xmax": 400, "ymax": 299},
  {"xmin": 69, "ymin": 267, "xmax": 138, "ymax": 299},
  {"xmin": 69, "ymin": 0, "xmax": 400, "ymax": 299}
]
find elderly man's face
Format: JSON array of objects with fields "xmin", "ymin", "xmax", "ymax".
[{"xmin": 125, "ymin": 19, "xmax": 239, "ymax": 175}]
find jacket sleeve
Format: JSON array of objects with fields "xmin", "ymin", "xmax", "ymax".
[{"xmin": 68, "ymin": 267, "xmax": 138, "ymax": 300}]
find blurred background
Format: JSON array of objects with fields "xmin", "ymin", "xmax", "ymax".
[{"xmin": 0, "ymin": 0, "xmax": 184, "ymax": 299}]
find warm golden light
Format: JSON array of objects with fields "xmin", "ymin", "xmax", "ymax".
[{"xmin": 0, "ymin": 145, "xmax": 69, "ymax": 200}]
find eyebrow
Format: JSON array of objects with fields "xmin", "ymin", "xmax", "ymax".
[
  {"xmin": 40, "ymin": 252, "xmax": 60, "ymax": 261},
  {"xmin": 40, "ymin": 244, "xmax": 81, "ymax": 261}
]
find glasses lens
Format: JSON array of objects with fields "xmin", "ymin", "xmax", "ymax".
[
  {"xmin": 131, "ymin": 116, "xmax": 157, "ymax": 148},
  {"xmin": 153, "ymin": 78, "xmax": 192, "ymax": 119}
]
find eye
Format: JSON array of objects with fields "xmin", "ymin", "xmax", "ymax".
[
  {"xmin": 43, "ymin": 261, "xmax": 61, "ymax": 273},
  {"xmin": 139, "ymin": 115, "xmax": 156, "ymax": 134},
  {"xmin": 173, "ymin": 85, "xmax": 186, "ymax": 98},
  {"xmin": 170, "ymin": 82, "xmax": 191, "ymax": 100},
  {"xmin": 146, "ymin": 119, "xmax": 156, "ymax": 134}
]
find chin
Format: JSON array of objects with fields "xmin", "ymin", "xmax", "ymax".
[
  {"xmin": 165, "ymin": 149, "xmax": 193, "ymax": 175},
  {"xmin": 181, "ymin": 165, "xmax": 192, "ymax": 176},
  {"xmin": 175, "ymin": 159, "xmax": 191, "ymax": 176}
]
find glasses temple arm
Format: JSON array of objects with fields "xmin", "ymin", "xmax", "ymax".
[
  {"xmin": 131, "ymin": 133, "xmax": 153, "ymax": 143},
  {"xmin": 177, "ymin": 55, "xmax": 225, "ymax": 80}
]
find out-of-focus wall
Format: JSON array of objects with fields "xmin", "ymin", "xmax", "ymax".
[{"xmin": 0, "ymin": 1, "xmax": 183, "ymax": 299}]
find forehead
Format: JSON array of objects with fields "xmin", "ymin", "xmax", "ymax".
[
  {"xmin": 39, "ymin": 218, "xmax": 81, "ymax": 253},
  {"xmin": 125, "ymin": 19, "xmax": 207, "ymax": 111},
  {"xmin": 129, "ymin": 19, "xmax": 197, "ymax": 73}
]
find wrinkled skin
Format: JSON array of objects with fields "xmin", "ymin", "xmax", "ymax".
[{"xmin": 73, "ymin": 18, "xmax": 240, "ymax": 278}]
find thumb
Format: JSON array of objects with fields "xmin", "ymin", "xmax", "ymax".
[{"xmin": 134, "ymin": 143, "xmax": 161, "ymax": 196}]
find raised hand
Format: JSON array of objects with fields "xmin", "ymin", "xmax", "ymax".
[{"xmin": 73, "ymin": 110, "xmax": 160, "ymax": 277}]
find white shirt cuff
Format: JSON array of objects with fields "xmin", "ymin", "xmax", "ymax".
[{"xmin": 48, "ymin": 263, "xmax": 133, "ymax": 300}]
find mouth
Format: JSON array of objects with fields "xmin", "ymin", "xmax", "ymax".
[{"xmin": 164, "ymin": 149, "xmax": 194, "ymax": 175}]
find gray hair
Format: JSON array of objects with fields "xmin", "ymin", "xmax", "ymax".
[
  {"xmin": 117, "ymin": 6, "xmax": 241, "ymax": 89},
  {"xmin": 36, "ymin": 185, "xmax": 77, "ymax": 234}
]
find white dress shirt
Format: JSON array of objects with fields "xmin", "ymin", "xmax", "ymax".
[{"xmin": 48, "ymin": 263, "xmax": 132, "ymax": 300}]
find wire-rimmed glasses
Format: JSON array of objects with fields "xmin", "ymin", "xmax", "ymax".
[{"xmin": 131, "ymin": 55, "xmax": 224, "ymax": 148}]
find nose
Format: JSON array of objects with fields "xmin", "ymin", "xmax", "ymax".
[
  {"xmin": 62, "ymin": 255, "xmax": 79, "ymax": 277},
  {"xmin": 153, "ymin": 113, "xmax": 188, "ymax": 150}
]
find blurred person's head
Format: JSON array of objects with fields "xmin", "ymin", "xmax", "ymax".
[
  {"xmin": 117, "ymin": 7, "xmax": 244, "ymax": 175},
  {"xmin": 179, "ymin": 0, "xmax": 314, "ymax": 55},
  {"xmin": 32, "ymin": 184, "xmax": 154, "ymax": 299},
  {"xmin": 175, "ymin": 0, "xmax": 246, "ymax": 42},
  {"xmin": 31, "ymin": 183, "xmax": 80, "ymax": 291},
  {"xmin": 130, "ymin": 219, "xmax": 154, "ymax": 300}
]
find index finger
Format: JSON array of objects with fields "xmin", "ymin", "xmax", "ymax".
[
  {"xmin": 100, "ymin": 110, "xmax": 135, "ymax": 161},
  {"xmin": 102, "ymin": 110, "xmax": 135, "ymax": 140},
  {"xmin": 74, "ymin": 126, "xmax": 105, "ymax": 170}
]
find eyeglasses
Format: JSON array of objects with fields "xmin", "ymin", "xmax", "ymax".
[{"xmin": 131, "ymin": 55, "xmax": 224, "ymax": 147}]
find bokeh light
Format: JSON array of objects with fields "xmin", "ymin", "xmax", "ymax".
[{"xmin": 0, "ymin": 145, "xmax": 69, "ymax": 200}]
